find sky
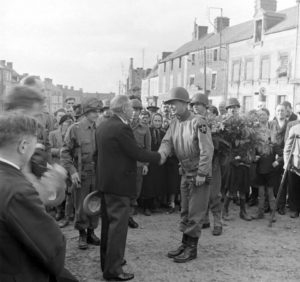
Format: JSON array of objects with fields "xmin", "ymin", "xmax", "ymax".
[{"xmin": 1, "ymin": 0, "xmax": 297, "ymax": 93}]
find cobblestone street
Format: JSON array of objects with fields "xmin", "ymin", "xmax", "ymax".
[{"xmin": 64, "ymin": 205, "xmax": 300, "ymax": 282}]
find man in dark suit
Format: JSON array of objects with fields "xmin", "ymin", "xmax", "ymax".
[
  {"xmin": 96, "ymin": 95, "xmax": 161, "ymax": 281},
  {"xmin": 0, "ymin": 113, "xmax": 67, "ymax": 282}
]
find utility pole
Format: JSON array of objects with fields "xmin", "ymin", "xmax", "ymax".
[
  {"xmin": 142, "ymin": 48, "xmax": 145, "ymax": 69},
  {"xmin": 204, "ymin": 47, "xmax": 207, "ymax": 94}
]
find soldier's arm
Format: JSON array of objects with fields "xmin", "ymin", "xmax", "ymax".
[
  {"xmin": 60, "ymin": 125, "xmax": 77, "ymax": 176},
  {"xmin": 195, "ymin": 119, "xmax": 214, "ymax": 177},
  {"xmin": 284, "ymin": 126, "xmax": 296, "ymax": 168},
  {"xmin": 158, "ymin": 125, "xmax": 173, "ymax": 160}
]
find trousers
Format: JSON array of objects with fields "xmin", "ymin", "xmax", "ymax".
[
  {"xmin": 204, "ymin": 156, "xmax": 222, "ymax": 227},
  {"xmin": 130, "ymin": 166, "xmax": 143, "ymax": 215},
  {"xmin": 74, "ymin": 173, "xmax": 99, "ymax": 230},
  {"xmin": 180, "ymin": 174, "xmax": 210, "ymax": 238},
  {"xmin": 101, "ymin": 193, "xmax": 131, "ymax": 277}
]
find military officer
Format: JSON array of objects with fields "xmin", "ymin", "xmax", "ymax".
[
  {"xmin": 190, "ymin": 93, "xmax": 222, "ymax": 236},
  {"xmin": 61, "ymin": 97, "xmax": 102, "ymax": 249},
  {"xmin": 159, "ymin": 87, "xmax": 214, "ymax": 263}
]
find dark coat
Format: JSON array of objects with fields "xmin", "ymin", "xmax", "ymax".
[
  {"xmin": 0, "ymin": 161, "xmax": 66, "ymax": 282},
  {"xmin": 95, "ymin": 115, "xmax": 160, "ymax": 197}
]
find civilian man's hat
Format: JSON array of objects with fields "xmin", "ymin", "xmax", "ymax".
[
  {"xmin": 82, "ymin": 98, "xmax": 103, "ymax": 114},
  {"xmin": 59, "ymin": 114, "xmax": 74, "ymax": 126},
  {"xmin": 83, "ymin": 191, "xmax": 101, "ymax": 216}
]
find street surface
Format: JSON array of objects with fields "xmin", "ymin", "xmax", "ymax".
[{"xmin": 64, "ymin": 205, "xmax": 300, "ymax": 282}]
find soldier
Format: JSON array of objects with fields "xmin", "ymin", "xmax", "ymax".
[
  {"xmin": 190, "ymin": 93, "xmax": 223, "ymax": 236},
  {"xmin": 61, "ymin": 97, "xmax": 101, "ymax": 249},
  {"xmin": 159, "ymin": 87, "xmax": 214, "ymax": 263},
  {"xmin": 128, "ymin": 99, "xmax": 151, "ymax": 228}
]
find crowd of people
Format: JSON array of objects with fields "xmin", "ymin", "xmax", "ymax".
[{"xmin": 0, "ymin": 76, "xmax": 300, "ymax": 281}]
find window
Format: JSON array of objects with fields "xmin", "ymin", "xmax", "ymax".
[
  {"xmin": 164, "ymin": 62, "xmax": 166, "ymax": 72},
  {"xmin": 260, "ymin": 56, "xmax": 270, "ymax": 80},
  {"xmin": 255, "ymin": 20, "xmax": 263, "ymax": 43},
  {"xmin": 245, "ymin": 59, "xmax": 254, "ymax": 81},
  {"xmin": 213, "ymin": 49, "xmax": 218, "ymax": 61},
  {"xmin": 211, "ymin": 73, "xmax": 217, "ymax": 90},
  {"xmin": 171, "ymin": 60, "xmax": 174, "ymax": 71},
  {"xmin": 277, "ymin": 95, "xmax": 286, "ymax": 104},
  {"xmin": 189, "ymin": 75, "xmax": 195, "ymax": 86},
  {"xmin": 243, "ymin": 96, "xmax": 253, "ymax": 113},
  {"xmin": 207, "ymin": 50, "xmax": 213, "ymax": 65},
  {"xmin": 179, "ymin": 57, "xmax": 182, "ymax": 68},
  {"xmin": 191, "ymin": 54, "xmax": 195, "ymax": 65},
  {"xmin": 232, "ymin": 61, "xmax": 240, "ymax": 82},
  {"xmin": 277, "ymin": 53, "xmax": 289, "ymax": 78}
]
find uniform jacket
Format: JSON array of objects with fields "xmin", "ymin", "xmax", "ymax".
[
  {"xmin": 0, "ymin": 161, "xmax": 66, "ymax": 282},
  {"xmin": 159, "ymin": 110, "xmax": 214, "ymax": 178},
  {"xmin": 60, "ymin": 117, "xmax": 96, "ymax": 176},
  {"xmin": 131, "ymin": 119, "xmax": 151, "ymax": 167},
  {"xmin": 49, "ymin": 128, "xmax": 64, "ymax": 163},
  {"xmin": 284, "ymin": 123, "xmax": 300, "ymax": 173},
  {"xmin": 95, "ymin": 115, "xmax": 160, "ymax": 197}
]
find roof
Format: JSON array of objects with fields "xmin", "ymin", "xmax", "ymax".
[
  {"xmin": 162, "ymin": 5, "xmax": 297, "ymax": 63},
  {"xmin": 145, "ymin": 63, "xmax": 159, "ymax": 79}
]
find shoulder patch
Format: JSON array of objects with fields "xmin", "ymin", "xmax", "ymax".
[{"xmin": 198, "ymin": 123, "xmax": 207, "ymax": 134}]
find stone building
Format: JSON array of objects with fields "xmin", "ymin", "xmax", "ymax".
[{"xmin": 227, "ymin": 0, "xmax": 300, "ymax": 113}]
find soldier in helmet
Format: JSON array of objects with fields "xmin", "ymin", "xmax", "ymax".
[
  {"xmin": 190, "ymin": 93, "xmax": 222, "ymax": 236},
  {"xmin": 61, "ymin": 97, "xmax": 102, "ymax": 249},
  {"xmin": 128, "ymin": 99, "xmax": 151, "ymax": 228},
  {"xmin": 222, "ymin": 97, "xmax": 252, "ymax": 221},
  {"xmin": 159, "ymin": 87, "xmax": 214, "ymax": 263}
]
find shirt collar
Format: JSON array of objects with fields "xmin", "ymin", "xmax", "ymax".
[
  {"xmin": 0, "ymin": 157, "xmax": 20, "ymax": 170},
  {"xmin": 81, "ymin": 116, "xmax": 96, "ymax": 130},
  {"xmin": 115, "ymin": 114, "xmax": 129, "ymax": 125}
]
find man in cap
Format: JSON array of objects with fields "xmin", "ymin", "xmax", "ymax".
[
  {"xmin": 97, "ymin": 99, "xmax": 112, "ymax": 126},
  {"xmin": 128, "ymin": 98, "xmax": 151, "ymax": 228},
  {"xmin": 190, "ymin": 93, "xmax": 222, "ymax": 236},
  {"xmin": 257, "ymin": 93, "xmax": 267, "ymax": 110},
  {"xmin": 61, "ymin": 97, "xmax": 101, "ymax": 250},
  {"xmin": 282, "ymin": 101, "xmax": 297, "ymax": 122},
  {"xmin": 159, "ymin": 87, "xmax": 214, "ymax": 263},
  {"xmin": 218, "ymin": 100, "xmax": 227, "ymax": 116},
  {"xmin": 96, "ymin": 95, "xmax": 161, "ymax": 281}
]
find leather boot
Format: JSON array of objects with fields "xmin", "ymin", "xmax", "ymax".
[
  {"xmin": 252, "ymin": 191, "xmax": 264, "ymax": 220},
  {"xmin": 87, "ymin": 228, "xmax": 101, "ymax": 245},
  {"xmin": 167, "ymin": 234, "xmax": 188, "ymax": 258},
  {"xmin": 78, "ymin": 230, "xmax": 88, "ymax": 250},
  {"xmin": 239, "ymin": 199, "xmax": 252, "ymax": 221},
  {"xmin": 268, "ymin": 188, "xmax": 276, "ymax": 222},
  {"xmin": 222, "ymin": 196, "xmax": 232, "ymax": 221},
  {"xmin": 173, "ymin": 236, "xmax": 198, "ymax": 263}
]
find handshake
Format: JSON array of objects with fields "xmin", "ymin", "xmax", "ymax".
[{"xmin": 158, "ymin": 150, "xmax": 167, "ymax": 165}]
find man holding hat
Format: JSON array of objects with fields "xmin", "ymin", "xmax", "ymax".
[
  {"xmin": 61, "ymin": 97, "xmax": 102, "ymax": 249},
  {"xmin": 159, "ymin": 87, "xmax": 214, "ymax": 263}
]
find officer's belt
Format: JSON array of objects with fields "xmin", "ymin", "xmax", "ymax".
[{"xmin": 180, "ymin": 158, "xmax": 199, "ymax": 173}]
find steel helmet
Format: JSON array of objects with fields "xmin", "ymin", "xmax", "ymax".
[
  {"xmin": 164, "ymin": 87, "xmax": 190, "ymax": 104},
  {"xmin": 226, "ymin": 97, "xmax": 240, "ymax": 109},
  {"xmin": 82, "ymin": 97, "xmax": 103, "ymax": 114},
  {"xmin": 130, "ymin": 98, "xmax": 143, "ymax": 109},
  {"xmin": 190, "ymin": 93, "xmax": 209, "ymax": 107}
]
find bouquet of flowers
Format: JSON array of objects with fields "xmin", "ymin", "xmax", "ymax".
[{"xmin": 206, "ymin": 111, "xmax": 262, "ymax": 165}]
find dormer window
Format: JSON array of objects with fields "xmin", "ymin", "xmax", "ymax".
[{"xmin": 255, "ymin": 19, "xmax": 262, "ymax": 42}]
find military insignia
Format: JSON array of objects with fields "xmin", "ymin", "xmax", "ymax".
[{"xmin": 198, "ymin": 124, "xmax": 207, "ymax": 134}]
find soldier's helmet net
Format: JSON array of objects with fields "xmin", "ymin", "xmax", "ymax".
[{"xmin": 226, "ymin": 98, "xmax": 240, "ymax": 109}]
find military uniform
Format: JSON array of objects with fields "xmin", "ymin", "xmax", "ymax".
[
  {"xmin": 60, "ymin": 98, "xmax": 101, "ymax": 249},
  {"xmin": 159, "ymin": 87, "xmax": 214, "ymax": 263}
]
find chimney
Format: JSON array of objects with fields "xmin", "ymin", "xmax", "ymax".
[
  {"xmin": 255, "ymin": 0, "xmax": 277, "ymax": 13},
  {"xmin": 7, "ymin": 62, "xmax": 13, "ymax": 69},
  {"xmin": 162, "ymin": 52, "xmax": 172, "ymax": 60},
  {"xmin": 192, "ymin": 21, "xmax": 208, "ymax": 40},
  {"xmin": 70, "ymin": 86, "xmax": 74, "ymax": 91},
  {"xmin": 79, "ymin": 88, "xmax": 83, "ymax": 92},
  {"xmin": 44, "ymin": 78, "xmax": 53, "ymax": 84},
  {"xmin": 64, "ymin": 86, "xmax": 68, "ymax": 90},
  {"xmin": 214, "ymin": 17, "xmax": 230, "ymax": 33},
  {"xmin": 129, "ymin": 58, "xmax": 133, "ymax": 69},
  {"xmin": 0, "ymin": 60, "xmax": 6, "ymax": 67}
]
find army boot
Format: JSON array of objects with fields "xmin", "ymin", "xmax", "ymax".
[
  {"xmin": 87, "ymin": 228, "xmax": 101, "ymax": 246},
  {"xmin": 173, "ymin": 236, "xmax": 198, "ymax": 263},
  {"xmin": 167, "ymin": 234, "xmax": 188, "ymax": 258},
  {"xmin": 239, "ymin": 199, "xmax": 252, "ymax": 221},
  {"xmin": 78, "ymin": 229, "xmax": 88, "ymax": 250},
  {"xmin": 212, "ymin": 211, "xmax": 222, "ymax": 236},
  {"xmin": 222, "ymin": 196, "xmax": 232, "ymax": 221},
  {"xmin": 268, "ymin": 188, "xmax": 276, "ymax": 223}
]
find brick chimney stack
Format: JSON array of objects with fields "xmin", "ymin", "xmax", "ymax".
[
  {"xmin": 214, "ymin": 17, "xmax": 230, "ymax": 33},
  {"xmin": 6, "ymin": 62, "xmax": 13, "ymax": 69},
  {"xmin": 193, "ymin": 21, "xmax": 208, "ymax": 40},
  {"xmin": 255, "ymin": 0, "xmax": 277, "ymax": 13}
]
